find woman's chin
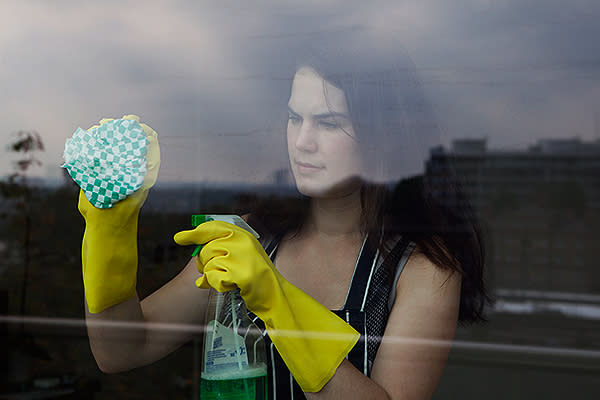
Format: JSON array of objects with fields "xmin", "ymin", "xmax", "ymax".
[
  {"xmin": 295, "ymin": 183, "xmax": 328, "ymax": 198},
  {"xmin": 295, "ymin": 175, "xmax": 363, "ymax": 198}
]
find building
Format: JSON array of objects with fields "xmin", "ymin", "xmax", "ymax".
[
  {"xmin": 425, "ymin": 137, "xmax": 600, "ymax": 297},
  {"xmin": 426, "ymin": 138, "xmax": 600, "ymax": 213}
]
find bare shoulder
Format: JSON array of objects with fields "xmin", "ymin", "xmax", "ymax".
[
  {"xmin": 396, "ymin": 246, "xmax": 461, "ymax": 301},
  {"xmin": 370, "ymin": 247, "xmax": 461, "ymax": 399}
]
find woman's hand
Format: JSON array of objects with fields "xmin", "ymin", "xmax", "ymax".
[
  {"xmin": 78, "ymin": 115, "xmax": 160, "ymax": 313},
  {"xmin": 174, "ymin": 220, "xmax": 283, "ymax": 312},
  {"xmin": 174, "ymin": 220, "xmax": 360, "ymax": 393}
]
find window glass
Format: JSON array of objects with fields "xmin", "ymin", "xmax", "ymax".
[{"xmin": 1, "ymin": 1, "xmax": 599, "ymax": 399}]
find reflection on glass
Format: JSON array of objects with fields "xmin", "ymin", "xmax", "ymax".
[{"xmin": 1, "ymin": 2, "xmax": 599, "ymax": 399}]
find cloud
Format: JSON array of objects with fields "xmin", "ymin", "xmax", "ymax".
[{"xmin": 1, "ymin": 0, "xmax": 599, "ymax": 183}]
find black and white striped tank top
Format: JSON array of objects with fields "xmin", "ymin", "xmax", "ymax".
[{"xmin": 249, "ymin": 232, "xmax": 415, "ymax": 399}]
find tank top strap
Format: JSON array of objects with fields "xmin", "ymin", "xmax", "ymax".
[
  {"xmin": 260, "ymin": 230, "xmax": 283, "ymax": 258},
  {"xmin": 342, "ymin": 234, "xmax": 378, "ymax": 311},
  {"xmin": 342, "ymin": 233, "xmax": 410, "ymax": 311}
]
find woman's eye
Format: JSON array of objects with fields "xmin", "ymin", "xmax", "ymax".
[
  {"xmin": 288, "ymin": 115, "xmax": 301, "ymax": 125},
  {"xmin": 318, "ymin": 120, "xmax": 338, "ymax": 130}
]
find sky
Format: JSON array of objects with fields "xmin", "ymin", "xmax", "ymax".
[{"xmin": 1, "ymin": 0, "xmax": 599, "ymax": 184}]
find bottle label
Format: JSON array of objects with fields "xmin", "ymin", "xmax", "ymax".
[{"xmin": 204, "ymin": 320, "xmax": 249, "ymax": 374}]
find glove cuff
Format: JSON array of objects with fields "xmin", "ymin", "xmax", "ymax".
[{"xmin": 253, "ymin": 277, "xmax": 360, "ymax": 392}]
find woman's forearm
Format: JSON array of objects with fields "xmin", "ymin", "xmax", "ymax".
[
  {"xmin": 305, "ymin": 360, "xmax": 391, "ymax": 400},
  {"xmin": 85, "ymin": 295, "xmax": 149, "ymax": 373},
  {"xmin": 85, "ymin": 258, "xmax": 209, "ymax": 373}
]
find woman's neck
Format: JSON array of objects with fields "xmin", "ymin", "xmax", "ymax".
[{"xmin": 304, "ymin": 189, "xmax": 363, "ymax": 238}]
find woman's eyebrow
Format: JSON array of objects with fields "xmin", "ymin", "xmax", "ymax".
[
  {"xmin": 288, "ymin": 105, "xmax": 350, "ymax": 120},
  {"xmin": 312, "ymin": 111, "xmax": 350, "ymax": 120},
  {"xmin": 288, "ymin": 105, "xmax": 350, "ymax": 119},
  {"xmin": 287, "ymin": 106, "xmax": 300, "ymax": 116}
]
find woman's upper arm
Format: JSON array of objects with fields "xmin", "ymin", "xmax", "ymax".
[
  {"xmin": 370, "ymin": 252, "xmax": 461, "ymax": 400},
  {"xmin": 137, "ymin": 257, "xmax": 210, "ymax": 362}
]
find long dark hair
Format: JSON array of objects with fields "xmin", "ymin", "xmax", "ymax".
[{"xmin": 246, "ymin": 29, "xmax": 490, "ymax": 324}]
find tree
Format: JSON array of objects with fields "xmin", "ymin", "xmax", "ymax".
[{"xmin": 0, "ymin": 130, "xmax": 45, "ymax": 318}]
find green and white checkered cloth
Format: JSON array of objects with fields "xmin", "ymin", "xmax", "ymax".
[{"xmin": 62, "ymin": 118, "xmax": 149, "ymax": 209}]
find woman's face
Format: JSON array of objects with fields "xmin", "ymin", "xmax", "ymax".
[{"xmin": 287, "ymin": 67, "xmax": 364, "ymax": 198}]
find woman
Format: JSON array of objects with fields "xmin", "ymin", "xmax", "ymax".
[{"xmin": 81, "ymin": 33, "xmax": 488, "ymax": 400}]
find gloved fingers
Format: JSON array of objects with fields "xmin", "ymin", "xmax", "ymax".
[
  {"xmin": 173, "ymin": 229, "xmax": 211, "ymax": 246},
  {"xmin": 173, "ymin": 221, "xmax": 237, "ymax": 247},
  {"xmin": 202, "ymin": 220, "xmax": 252, "ymax": 237},
  {"xmin": 121, "ymin": 115, "xmax": 140, "ymax": 122},
  {"xmin": 193, "ymin": 256, "xmax": 212, "ymax": 288},
  {"xmin": 194, "ymin": 255, "xmax": 206, "ymax": 274},
  {"xmin": 194, "ymin": 258, "xmax": 237, "ymax": 292},
  {"xmin": 195, "ymin": 220, "xmax": 257, "ymax": 249},
  {"xmin": 201, "ymin": 265, "xmax": 238, "ymax": 292},
  {"xmin": 99, "ymin": 117, "xmax": 116, "ymax": 125},
  {"xmin": 198, "ymin": 242, "xmax": 231, "ymax": 266},
  {"xmin": 195, "ymin": 247, "xmax": 230, "ymax": 275},
  {"xmin": 86, "ymin": 118, "xmax": 111, "ymax": 131},
  {"xmin": 195, "ymin": 274, "xmax": 212, "ymax": 289},
  {"xmin": 139, "ymin": 121, "xmax": 161, "ymax": 190}
]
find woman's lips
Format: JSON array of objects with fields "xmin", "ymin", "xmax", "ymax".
[{"xmin": 295, "ymin": 160, "xmax": 324, "ymax": 174}]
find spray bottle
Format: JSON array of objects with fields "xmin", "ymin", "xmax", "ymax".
[{"xmin": 192, "ymin": 215, "xmax": 267, "ymax": 400}]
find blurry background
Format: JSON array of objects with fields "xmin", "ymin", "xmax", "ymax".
[{"xmin": 1, "ymin": 0, "xmax": 599, "ymax": 398}]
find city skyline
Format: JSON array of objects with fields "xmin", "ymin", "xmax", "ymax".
[{"xmin": 3, "ymin": 134, "xmax": 600, "ymax": 188}]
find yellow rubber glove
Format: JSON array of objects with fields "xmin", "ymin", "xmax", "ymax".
[
  {"xmin": 174, "ymin": 221, "xmax": 360, "ymax": 392},
  {"xmin": 79, "ymin": 115, "xmax": 160, "ymax": 313}
]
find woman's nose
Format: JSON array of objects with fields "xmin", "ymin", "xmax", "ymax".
[{"xmin": 295, "ymin": 122, "xmax": 318, "ymax": 152}]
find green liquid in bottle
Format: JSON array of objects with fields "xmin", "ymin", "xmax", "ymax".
[{"xmin": 200, "ymin": 367, "xmax": 267, "ymax": 400}]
